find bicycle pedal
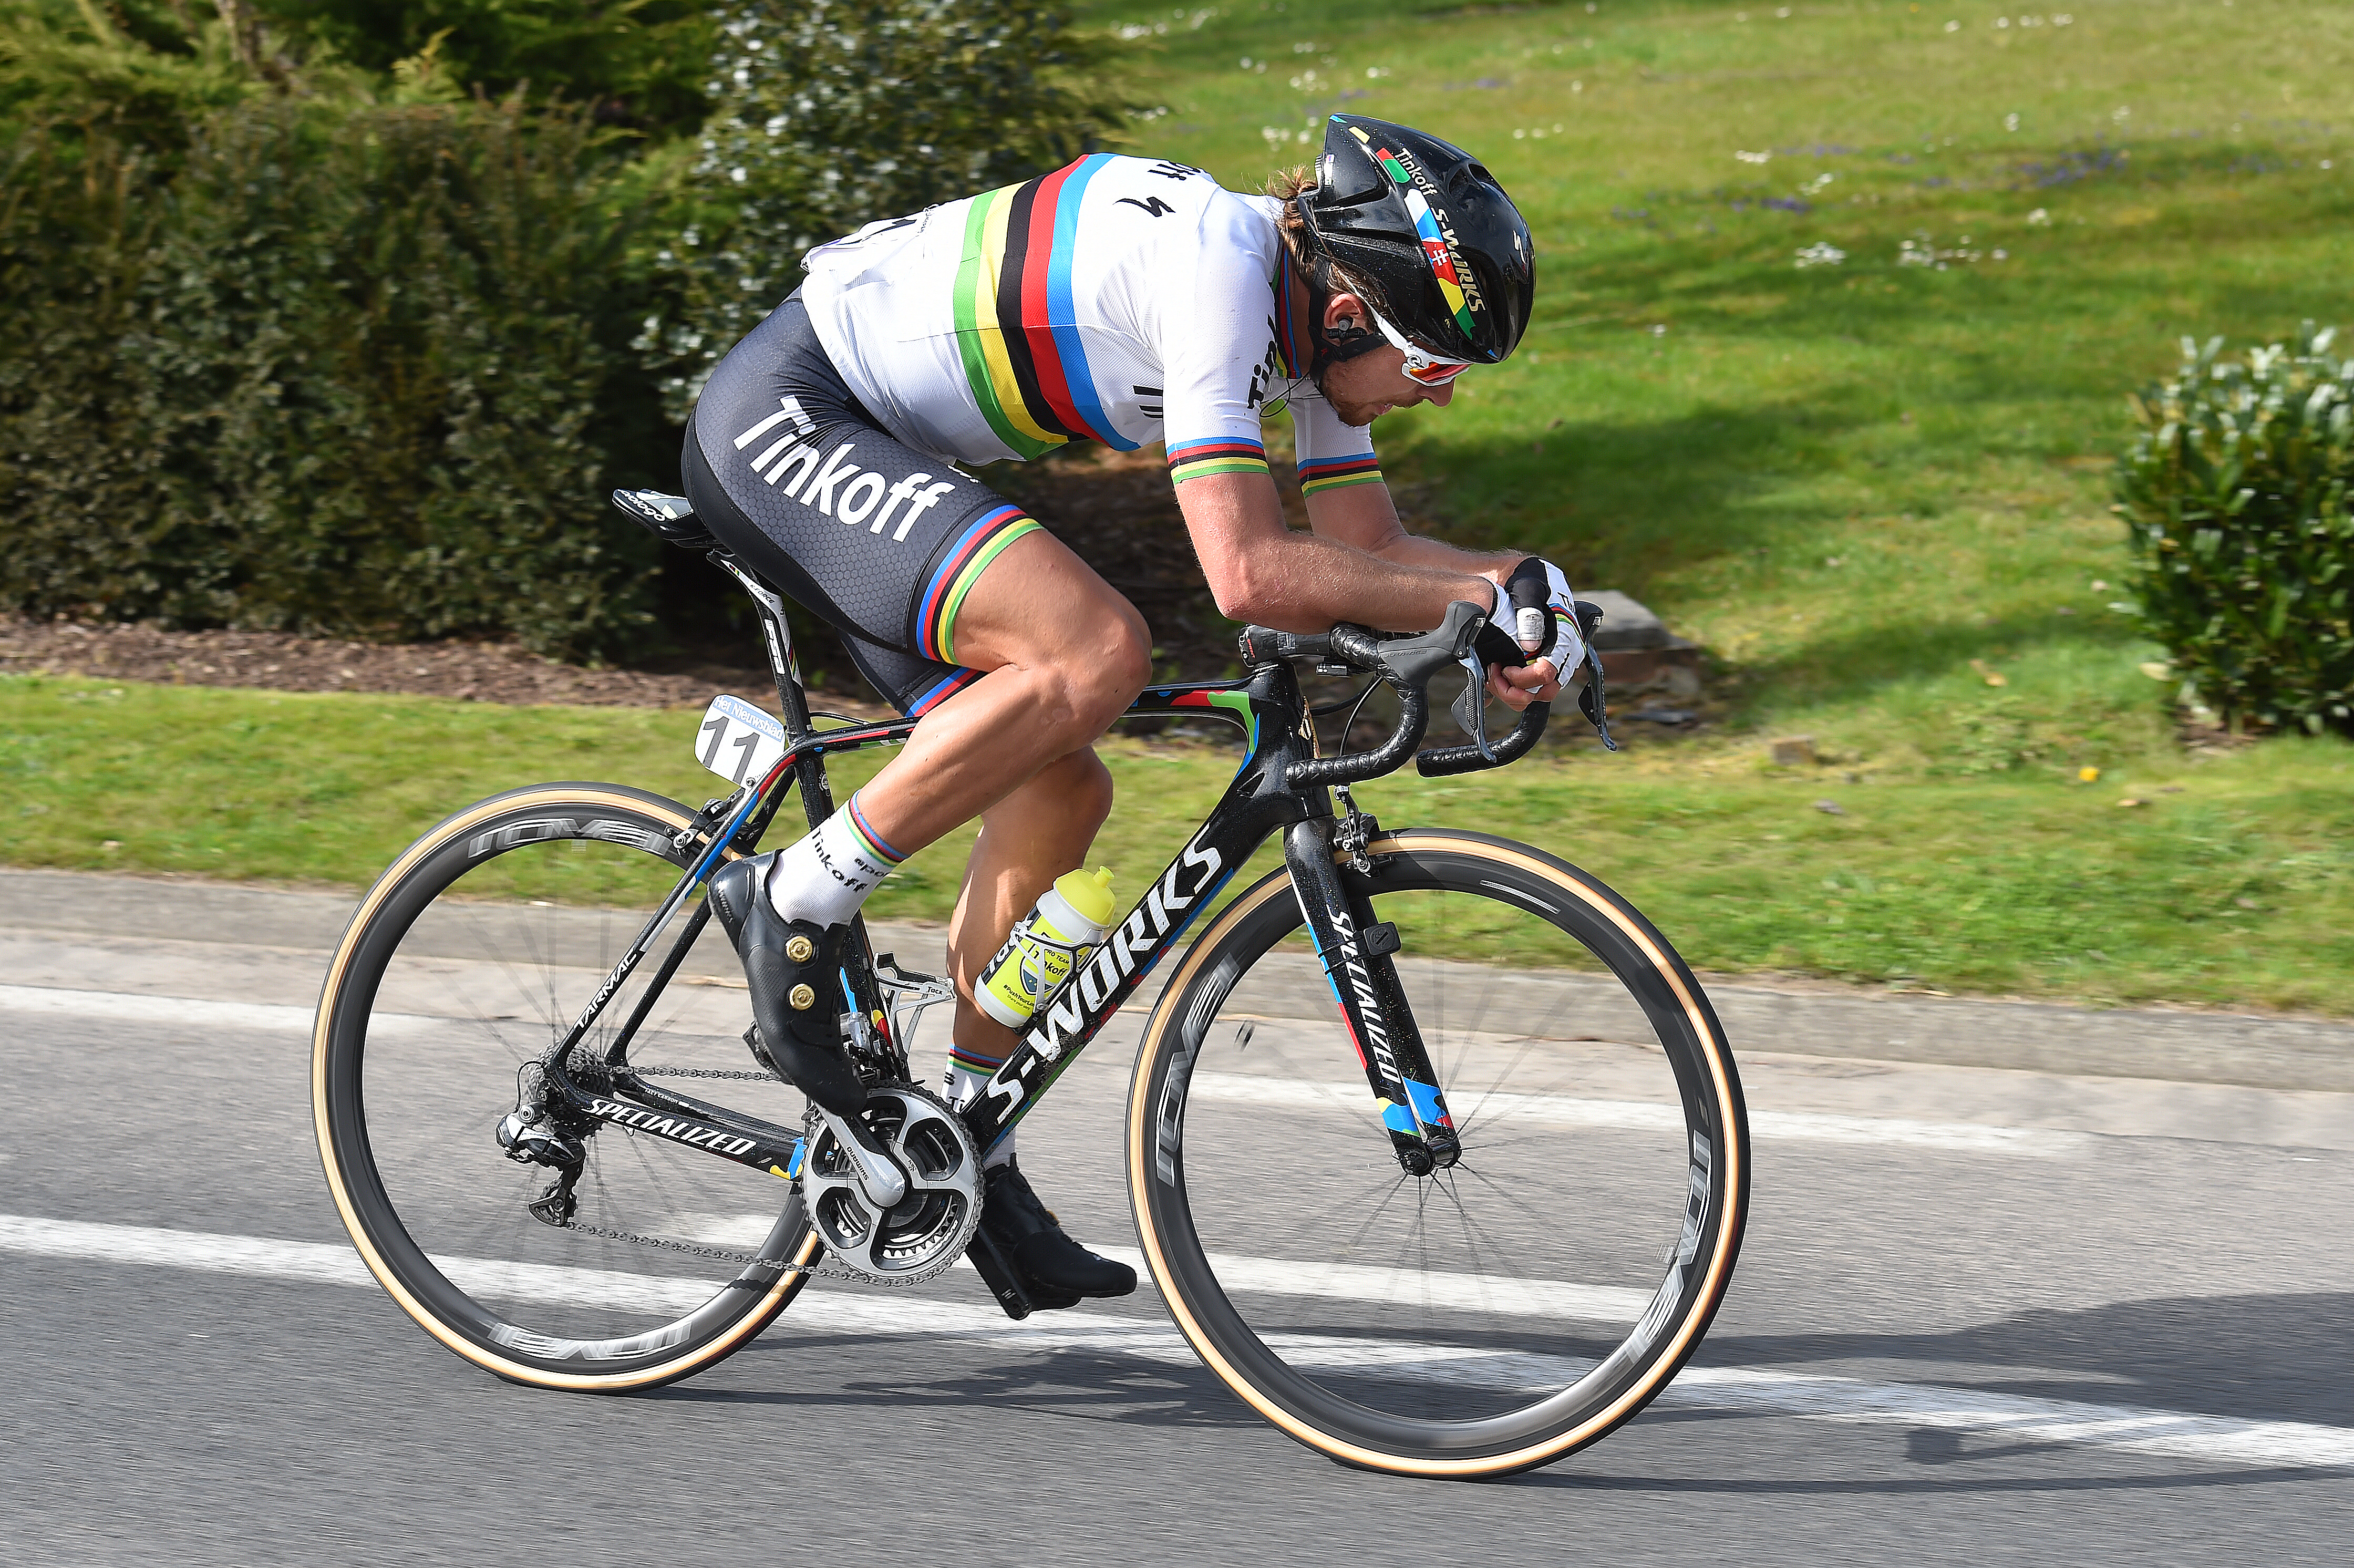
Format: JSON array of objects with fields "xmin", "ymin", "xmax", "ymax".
[
  {"xmin": 964, "ymin": 1224, "xmax": 1041, "ymax": 1321},
  {"xmin": 742, "ymin": 1022, "xmax": 781, "ymax": 1077}
]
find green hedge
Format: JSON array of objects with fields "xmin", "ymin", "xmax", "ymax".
[
  {"xmin": 0, "ymin": 98, "xmax": 666, "ymax": 657},
  {"xmin": 2116, "ymin": 325, "xmax": 2354, "ymax": 737},
  {"xmin": 1, "ymin": 2, "xmax": 1128, "ymax": 659}
]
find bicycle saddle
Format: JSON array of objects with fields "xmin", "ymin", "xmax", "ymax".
[{"xmin": 611, "ymin": 488, "xmax": 721, "ymax": 552}]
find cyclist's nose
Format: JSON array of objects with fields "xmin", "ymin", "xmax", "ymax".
[{"xmin": 1423, "ymin": 379, "xmax": 1459, "ymax": 409}]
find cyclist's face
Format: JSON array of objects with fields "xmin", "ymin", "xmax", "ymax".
[{"xmin": 1321, "ymin": 344, "xmax": 1461, "ymax": 427}]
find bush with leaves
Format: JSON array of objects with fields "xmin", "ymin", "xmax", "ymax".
[
  {"xmin": 2116, "ymin": 326, "xmax": 2354, "ymax": 737},
  {"xmin": 1, "ymin": 97, "xmax": 669, "ymax": 657},
  {"xmin": 1, "ymin": 1, "xmax": 1139, "ymax": 657},
  {"xmin": 637, "ymin": 0, "xmax": 1129, "ymax": 418}
]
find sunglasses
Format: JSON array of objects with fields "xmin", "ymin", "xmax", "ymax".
[{"xmin": 1367, "ymin": 307, "xmax": 1478, "ymax": 386}]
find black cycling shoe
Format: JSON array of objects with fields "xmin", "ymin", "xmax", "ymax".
[
  {"xmin": 981, "ymin": 1158, "xmax": 1137, "ymax": 1305},
  {"xmin": 706, "ymin": 854, "xmax": 867, "ymax": 1119}
]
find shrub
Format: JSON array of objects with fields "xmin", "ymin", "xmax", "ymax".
[
  {"xmin": 2115, "ymin": 325, "xmax": 2354, "ymax": 737},
  {"xmin": 636, "ymin": 0, "xmax": 1130, "ymax": 418},
  {"xmin": 1, "ymin": 97, "xmax": 670, "ymax": 657}
]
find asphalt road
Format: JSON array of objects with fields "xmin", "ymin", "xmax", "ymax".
[{"xmin": 4, "ymin": 869, "xmax": 2352, "ymax": 1566}]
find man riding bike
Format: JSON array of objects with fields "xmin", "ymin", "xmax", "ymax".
[{"xmin": 684, "ymin": 115, "xmax": 1585, "ymax": 1310}]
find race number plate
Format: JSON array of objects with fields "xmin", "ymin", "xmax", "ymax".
[{"xmin": 695, "ymin": 695, "xmax": 787, "ymax": 787}]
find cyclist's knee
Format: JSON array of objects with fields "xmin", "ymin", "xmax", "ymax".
[
  {"xmin": 1042, "ymin": 610, "xmax": 1150, "ymax": 737},
  {"xmin": 1047, "ymin": 746, "xmax": 1117, "ymax": 834}
]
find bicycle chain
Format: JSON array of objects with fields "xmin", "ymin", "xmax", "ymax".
[
  {"xmin": 548, "ymin": 1213, "xmax": 866, "ymax": 1282},
  {"xmin": 558, "ymin": 1062, "xmax": 872, "ymax": 1282},
  {"xmin": 623, "ymin": 1064, "xmax": 789, "ymax": 1083}
]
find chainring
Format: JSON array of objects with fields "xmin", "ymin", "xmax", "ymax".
[{"xmin": 800, "ymin": 1081, "xmax": 983, "ymax": 1287}]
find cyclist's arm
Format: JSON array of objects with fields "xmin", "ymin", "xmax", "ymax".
[
  {"xmin": 1181, "ymin": 474, "xmax": 1560, "ymax": 708},
  {"xmin": 1301, "ymin": 478, "xmax": 1525, "ymax": 591},
  {"xmin": 1178, "ymin": 469, "xmax": 1484, "ymax": 632}
]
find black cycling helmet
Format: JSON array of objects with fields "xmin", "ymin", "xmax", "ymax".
[{"xmin": 1293, "ymin": 114, "xmax": 1534, "ymax": 365}]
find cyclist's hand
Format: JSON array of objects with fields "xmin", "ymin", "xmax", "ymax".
[{"xmin": 1483, "ymin": 557, "xmax": 1583, "ymax": 710}]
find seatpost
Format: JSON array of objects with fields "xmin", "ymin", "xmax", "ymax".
[{"xmin": 710, "ymin": 553, "xmax": 837, "ymax": 830}]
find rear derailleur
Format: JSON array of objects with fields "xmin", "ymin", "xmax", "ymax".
[{"xmin": 497, "ymin": 1070, "xmax": 591, "ymax": 1225}]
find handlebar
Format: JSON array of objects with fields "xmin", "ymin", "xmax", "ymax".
[{"xmin": 1238, "ymin": 600, "xmax": 1554, "ymax": 788}]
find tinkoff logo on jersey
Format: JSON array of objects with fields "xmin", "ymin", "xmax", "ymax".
[{"xmin": 1347, "ymin": 124, "xmax": 1485, "ymax": 343}]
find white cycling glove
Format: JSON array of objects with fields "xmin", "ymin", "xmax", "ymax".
[{"xmin": 1496, "ymin": 556, "xmax": 1585, "ymax": 681}]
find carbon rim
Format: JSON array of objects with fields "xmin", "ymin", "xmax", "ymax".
[
  {"xmin": 1127, "ymin": 830, "xmax": 1749, "ymax": 1476},
  {"xmin": 314, "ymin": 783, "xmax": 820, "ymax": 1390}
]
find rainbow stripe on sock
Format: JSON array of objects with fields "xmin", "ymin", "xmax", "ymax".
[
  {"xmin": 844, "ymin": 792, "xmax": 906, "ymax": 867},
  {"xmin": 947, "ymin": 1043, "xmax": 1011, "ymax": 1076},
  {"xmin": 1168, "ymin": 435, "xmax": 1269, "ymax": 487},
  {"xmin": 1298, "ymin": 453, "xmax": 1383, "ymax": 498},
  {"xmin": 914, "ymin": 504, "xmax": 1041, "ymax": 665}
]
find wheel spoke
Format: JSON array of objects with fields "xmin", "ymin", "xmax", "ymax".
[{"xmin": 1132, "ymin": 843, "xmax": 1748, "ymax": 1473}]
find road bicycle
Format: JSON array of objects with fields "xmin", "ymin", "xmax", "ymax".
[{"xmin": 313, "ymin": 487, "xmax": 1750, "ymax": 1479}]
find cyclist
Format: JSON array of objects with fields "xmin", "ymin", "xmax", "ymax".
[{"xmin": 690, "ymin": 116, "xmax": 1585, "ymax": 1310}]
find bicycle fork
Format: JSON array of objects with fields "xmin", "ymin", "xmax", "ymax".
[{"xmin": 1282, "ymin": 818, "xmax": 1460, "ymax": 1175}]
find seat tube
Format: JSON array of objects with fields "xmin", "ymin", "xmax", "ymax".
[{"xmin": 1281, "ymin": 819, "xmax": 1457, "ymax": 1171}]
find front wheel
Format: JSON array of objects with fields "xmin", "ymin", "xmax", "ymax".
[{"xmin": 1126, "ymin": 829, "xmax": 1749, "ymax": 1477}]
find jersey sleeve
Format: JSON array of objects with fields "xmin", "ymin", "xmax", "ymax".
[
  {"xmin": 1152, "ymin": 192, "xmax": 1286, "ymax": 489},
  {"xmin": 1287, "ymin": 388, "xmax": 1382, "ymax": 500}
]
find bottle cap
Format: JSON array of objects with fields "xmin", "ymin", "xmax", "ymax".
[{"xmin": 1052, "ymin": 865, "xmax": 1117, "ymax": 931}]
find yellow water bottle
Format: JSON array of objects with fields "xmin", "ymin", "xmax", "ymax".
[{"xmin": 975, "ymin": 867, "xmax": 1116, "ymax": 1028}]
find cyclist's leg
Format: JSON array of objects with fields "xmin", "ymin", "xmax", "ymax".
[
  {"xmin": 837, "ymin": 533, "xmax": 1144, "ymax": 1072},
  {"xmin": 683, "ymin": 291, "xmax": 1149, "ymax": 974}
]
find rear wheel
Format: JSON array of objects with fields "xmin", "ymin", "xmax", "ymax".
[
  {"xmin": 314, "ymin": 783, "xmax": 820, "ymax": 1391},
  {"xmin": 1126, "ymin": 829, "xmax": 1749, "ymax": 1477}
]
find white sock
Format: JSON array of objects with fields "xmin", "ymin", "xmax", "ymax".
[
  {"xmin": 943, "ymin": 1053, "xmax": 1017, "ymax": 1169},
  {"xmin": 764, "ymin": 792, "xmax": 905, "ymax": 927}
]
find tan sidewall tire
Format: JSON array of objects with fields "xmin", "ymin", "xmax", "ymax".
[
  {"xmin": 1124, "ymin": 828, "xmax": 1748, "ymax": 1477},
  {"xmin": 312, "ymin": 782, "xmax": 819, "ymax": 1392}
]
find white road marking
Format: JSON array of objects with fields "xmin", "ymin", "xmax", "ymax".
[
  {"xmin": 8, "ymin": 1214, "xmax": 2350, "ymax": 1472},
  {"xmin": 0, "ymin": 985, "xmax": 2080, "ymax": 1156},
  {"xmin": 1187, "ymin": 1071, "xmax": 2085, "ymax": 1156},
  {"xmin": 1085, "ymin": 1244, "xmax": 1650, "ymax": 1322},
  {"xmin": 0, "ymin": 984, "xmax": 438, "ymax": 1038}
]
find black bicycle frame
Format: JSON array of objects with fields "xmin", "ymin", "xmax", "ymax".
[{"xmin": 538, "ymin": 550, "xmax": 1463, "ymax": 1179}]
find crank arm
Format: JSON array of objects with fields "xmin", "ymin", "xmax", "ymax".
[{"xmin": 815, "ymin": 1106, "xmax": 909, "ymax": 1209}]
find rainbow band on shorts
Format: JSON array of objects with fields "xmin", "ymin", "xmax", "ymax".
[
  {"xmin": 1168, "ymin": 436, "xmax": 1269, "ymax": 487},
  {"xmin": 1298, "ymin": 453, "xmax": 1384, "ymax": 498},
  {"xmin": 844, "ymin": 792, "xmax": 906, "ymax": 867},
  {"xmin": 915, "ymin": 504, "xmax": 1042, "ymax": 666}
]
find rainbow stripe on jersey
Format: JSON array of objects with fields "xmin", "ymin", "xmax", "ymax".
[
  {"xmin": 914, "ymin": 504, "xmax": 1042, "ymax": 665},
  {"xmin": 952, "ymin": 155, "xmax": 1140, "ymax": 461},
  {"xmin": 1298, "ymin": 453, "xmax": 1382, "ymax": 497},
  {"xmin": 1168, "ymin": 436, "xmax": 1269, "ymax": 487}
]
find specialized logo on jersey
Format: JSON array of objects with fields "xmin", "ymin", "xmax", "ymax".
[
  {"xmin": 1346, "ymin": 122, "xmax": 1486, "ymax": 343},
  {"xmin": 730, "ymin": 397, "xmax": 960, "ymax": 541}
]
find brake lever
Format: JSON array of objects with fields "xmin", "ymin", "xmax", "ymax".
[{"xmin": 1450, "ymin": 650, "xmax": 1494, "ymax": 762}]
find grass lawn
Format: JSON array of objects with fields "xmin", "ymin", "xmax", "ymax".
[
  {"xmin": 5, "ymin": 673, "xmax": 2351, "ymax": 1013},
  {"xmin": 6, "ymin": 2, "xmax": 2351, "ymax": 1015}
]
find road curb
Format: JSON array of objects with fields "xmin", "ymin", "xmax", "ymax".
[{"xmin": 5, "ymin": 865, "xmax": 2349, "ymax": 1094}]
